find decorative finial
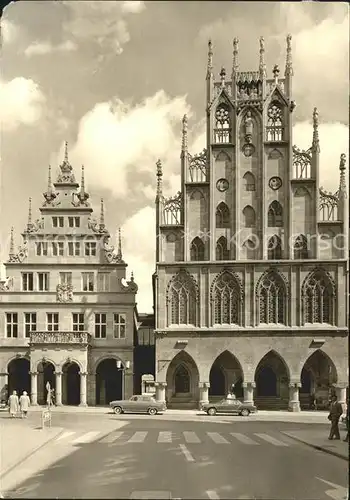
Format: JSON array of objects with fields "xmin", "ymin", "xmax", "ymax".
[
  {"xmin": 220, "ymin": 66, "xmax": 226, "ymax": 87},
  {"xmin": 285, "ymin": 34, "xmax": 293, "ymax": 77},
  {"xmin": 48, "ymin": 165, "xmax": 52, "ymax": 191},
  {"xmin": 64, "ymin": 141, "xmax": 69, "ymax": 163},
  {"xmin": 312, "ymin": 107, "xmax": 320, "ymax": 153},
  {"xmin": 117, "ymin": 227, "xmax": 122, "ymax": 259},
  {"xmin": 76, "ymin": 165, "xmax": 89, "ymax": 205},
  {"xmin": 43, "ymin": 165, "xmax": 57, "ymax": 204},
  {"xmin": 206, "ymin": 39, "xmax": 213, "ymax": 78},
  {"xmin": 156, "ymin": 159, "xmax": 163, "ymax": 198},
  {"xmin": 100, "ymin": 198, "xmax": 105, "ymax": 228},
  {"xmin": 9, "ymin": 227, "xmax": 15, "ymax": 258},
  {"xmin": 232, "ymin": 37, "xmax": 239, "ymax": 74},
  {"xmin": 273, "ymin": 64, "xmax": 280, "ymax": 84},
  {"xmin": 27, "ymin": 197, "xmax": 33, "ymax": 230},
  {"xmin": 259, "ymin": 36, "xmax": 266, "ymax": 77},
  {"xmin": 339, "ymin": 154, "xmax": 347, "ymax": 192},
  {"xmin": 130, "ymin": 271, "xmax": 134, "ymax": 282},
  {"xmin": 182, "ymin": 114, "xmax": 188, "ymax": 153}
]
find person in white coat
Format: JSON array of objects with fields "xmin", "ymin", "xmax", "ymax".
[{"xmin": 19, "ymin": 391, "xmax": 31, "ymax": 418}]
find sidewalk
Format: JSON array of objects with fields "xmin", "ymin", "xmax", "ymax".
[
  {"xmin": 282, "ymin": 429, "xmax": 349, "ymax": 460},
  {"xmin": 0, "ymin": 417, "xmax": 63, "ymax": 480}
]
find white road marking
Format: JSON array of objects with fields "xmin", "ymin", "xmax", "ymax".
[
  {"xmin": 254, "ymin": 433, "xmax": 288, "ymax": 447},
  {"xmin": 230, "ymin": 433, "xmax": 259, "ymax": 445},
  {"xmin": 157, "ymin": 431, "xmax": 172, "ymax": 443},
  {"xmin": 179, "ymin": 444, "xmax": 195, "ymax": 462},
  {"xmin": 72, "ymin": 431, "xmax": 101, "ymax": 444},
  {"xmin": 55, "ymin": 430, "xmax": 76, "ymax": 443},
  {"xmin": 183, "ymin": 431, "xmax": 201, "ymax": 444},
  {"xmin": 207, "ymin": 432, "xmax": 230, "ymax": 444},
  {"xmin": 316, "ymin": 477, "xmax": 348, "ymax": 500},
  {"xmin": 206, "ymin": 490, "xmax": 220, "ymax": 499},
  {"xmin": 128, "ymin": 431, "xmax": 148, "ymax": 443},
  {"xmin": 99, "ymin": 431, "xmax": 124, "ymax": 443}
]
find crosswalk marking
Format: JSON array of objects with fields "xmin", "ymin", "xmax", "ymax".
[
  {"xmin": 56, "ymin": 430, "xmax": 75, "ymax": 443},
  {"xmin": 71, "ymin": 431, "xmax": 101, "ymax": 445},
  {"xmin": 254, "ymin": 433, "xmax": 288, "ymax": 447},
  {"xmin": 157, "ymin": 431, "xmax": 172, "ymax": 443},
  {"xmin": 128, "ymin": 431, "xmax": 148, "ymax": 443},
  {"xmin": 207, "ymin": 432, "xmax": 230, "ymax": 444},
  {"xmin": 99, "ymin": 431, "xmax": 124, "ymax": 444},
  {"xmin": 230, "ymin": 433, "xmax": 259, "ymax": 445},
  {"xmin": 183, "ymin": 431, "xmax": 201, "ymax": 444}
]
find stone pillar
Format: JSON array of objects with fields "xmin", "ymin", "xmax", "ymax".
[
  {"xmin": 199, "ymin": 382, "xmax": 210, "ymax": 406},
  {"xmin": 155, "ymin": 382, "xmax": 167, "ymax": 403},
  {"xmin": 124, "ymin": 370, "xmax": 133, "ymax": 400},
  {"xmin": 30, "ymin": 372, "xmax": 38, "ymax": 405},
  {"xmin": 335, "ymin": 384, "xmax": 347, "ymax": 413},
  {"xmin": 288, "ymin": 382, "xmax": 301, "ymax": 412},
  {"xmin": 55, "ymin": 371, "xmax": 62, "ymax": 406},
  {"xmin": 243, "ymin": 381, "xmax": 255, "ymax": 405},
  {"xmin": 79, "ymin": 372, "xmax": 88, "ymax": 407},
  {"xmin": 0, "ymin": 372, "xmax": 8, "ymax": 402}
]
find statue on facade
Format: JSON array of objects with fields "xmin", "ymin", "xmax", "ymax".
[{"xmin": 244, "ymin": 111, "xmax": 254, "ymax": 143}]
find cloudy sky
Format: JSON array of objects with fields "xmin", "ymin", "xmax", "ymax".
[{"xmin": 0, "ymin": 1, "xmax": 349, "ymax": 312}]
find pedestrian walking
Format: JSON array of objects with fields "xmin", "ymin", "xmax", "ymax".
[
  {"xmin": 8, "ymin": 390, "xmax": 19, "ymax": 418},
  {"xmin": 343, "ymin": 403, "xmax": 349, "ymax": 442},
  {"xmin": 19, "ymin": 391, "xmax": 31, "ymax": 418},
  {"xmin": 328, "ymin": 394, "xmax": 343, "ymax": 440}
]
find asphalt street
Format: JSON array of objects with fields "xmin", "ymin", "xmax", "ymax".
[{"xmin": 4, "ymin": 417, "xmax": 348, "ymax": 500}]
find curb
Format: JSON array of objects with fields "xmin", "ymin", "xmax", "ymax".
[
  {"xmin": 0, "ymin": 427, "xmax": 64, "ymax": 481},
  {"xmin": 282, "ymin": 432, "xmax": 349, "ymax": 461}
]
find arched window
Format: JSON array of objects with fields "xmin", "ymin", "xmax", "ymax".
[
  {"xmin": 190, "ymin": 237, "xmax": 204, "ymax": 261},
  {"xmin": 266, "ymin": 102, "xmax": 283, "ymax": 141},
  {"xmin": 258, "ymin": 273, "xmax": 286, "ymax": 324},
  {"xmin": 215, "ymin": 104, "xmax": 231, "ymax": 144},
  {"xmin": 243, "ymin": 205, "xmax": 256, "ymax": 228},
  {"xmin": 243, "ymin": 172, "xmax": 256, "ymax": 191},
  {"xmin": 303, "ymin": 271, "xmax": 334, "ymax": 324},
  {"xmin": 168, "ymin": 271, "xmax": 197, "ymax": 325},
  {"xmin": 212, "ymin": 272, "xmax": 241, "ymax": 325},
  {"xmin": 216, "ymin": 236, "xmax": 229, "ymax": 260},
  {"xmin": 267, "ymin": 235, "xmax": 282, "ymax": 260},
  {"xmin": 294, "ymin": 234, "xmax": 309, "ymax": 259},
  {"xmin": 267, "ymin": 201, "xmax": 283, "ymax": 227},
  {"xmin": 216, "ymin": 202, "xmax": 230, "ymax": 228}
]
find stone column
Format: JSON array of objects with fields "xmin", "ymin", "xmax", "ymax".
[
  {"xmin": 30, "ymin": 371, "xmax": 38, "ymax": 405},
  {"xmin": 288, "ymin": 382, "xmax": 301, "ymax": 412},
  {"xmin": 199, "ymin": 382, "xmax": 210, "ymax": 406},
  {"xmin": 243, "ymin": 381, "xmax": 255, "ymax": 405},
  {"xmin": 155, "ymin": 382, "xmax": 167, "ymax": 403},
  {"xmin": 79, "ymin": 372, "xmax": 88, "ymax": 407},
  {"xmin": 335, "ymin": 384, "xmax": 347, "ymax": 413},
  {"xmin": 55, "ymin": 371, "xmax": 62, "ymax": 406},
  {"xmin": 0, "ymin": 372, "xmax": 8, "ymax": 402}
]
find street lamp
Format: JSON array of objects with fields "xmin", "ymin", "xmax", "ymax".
[{"xmin": 116, "ymin": 360, "xmax": 130, "ymax": 370}]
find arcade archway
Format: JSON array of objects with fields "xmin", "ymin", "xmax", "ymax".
[
  {"xmin": 62, "ymin": 362, "xmax": 80, "ymax": 405},
  {"xmin": 254, "ymin": 351, "xmax": 289, "ymax": 409},
  {"xmin": 7, "ymin": 358, "xmax": 31, "ymax": 398},
  {"xmin": 299, "ymin": 350, "xmax": 337, "ymax": 410},
  {"xmin": 95, "ymin": 358, "xmax": 123, "ymax": 405},
  {"xmin": 166, "ymin": 351, "xmax": 199, "ymax": 408},
  {"xmin": 37, "ymin": 361, "xmax": 56, "ymax": 405},
  {"xmin": 209, "ymin": 351, "xmax": 244, "ymax": 399}
]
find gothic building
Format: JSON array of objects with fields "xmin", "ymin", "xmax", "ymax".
[
  {"xmin": 0, "ymin": 144, "xmax": 138, "ymax": 406},
  {"xmin": 153, "ymin": 36, "xmax": 348, "ymax": 411}
]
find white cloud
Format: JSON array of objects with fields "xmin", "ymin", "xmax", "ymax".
[
  {"xmin": 0, "ymin": 77, "xmax": 45, "ymax": 131},
  {"xmin": 121, "ymin": 1, "xmax": 145, "ymax": 14},
  {"xmin": 1, "ymin": 18, "xmax": 18, "ymax": 45},
  {"xmin": 24, "ymin": 39, "xmax": 77, "ymax": 57}
]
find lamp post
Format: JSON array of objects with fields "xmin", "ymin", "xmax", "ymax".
[{"xmin": 116, "ymin": 360, "xmax": 130, "ymax": 399}]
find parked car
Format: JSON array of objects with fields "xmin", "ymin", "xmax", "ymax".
[
  {"xmin": 200, "ymin": 398, "xmax": 257, "ymax": 416},
  {"xmin": 109, "ymin": 395, "xmax": 166, "ymax": 415}
]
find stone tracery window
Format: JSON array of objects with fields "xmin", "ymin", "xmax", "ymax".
[
  {"xmin": 294, "ymin": 234, "xmax": 309, "ymax": 259},
  {"xmin": 266, "ymin": 102, "xmax": 283, "ymax": 141},
  {"xmin": 168, "ymin": 271, "xmax": 197, "ymax": 325},
  {"xmin": 216, "ymin": 202, "xmax": 230, "ymax": 228},
  {"xmin": 267, "ymin": 235, "xmax": 282, "ymax": 260},
  {"xmin": 190, "ymin": 237, "xmax": 205, "ymax": 261},
  {"xmin": 267, "ymin": 200, "xmax": 283, "ymax": 227},
  {"xmin": 216, "ymin": 236, "xmax": 229, "ymax": 260},
  {"xmin": 212, "ymin": 272, "xmax": 241, "ymax": 325},
  {"xmin": 214, "ymin": 105, "xmax": 231, "ymax": 144},
  {"xmin": 243, "ymin": 172, "xmax": 256, "ymax": 191},
  {"xmin": 257, "ymin": 272, "xmax": 286, "ymax": 324},
  {"xmin": 303, "ymin": 270, "xmax": 334, "ymax": 324}
]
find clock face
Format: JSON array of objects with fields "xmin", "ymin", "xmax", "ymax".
[
  {"xmin": 216, "ymin": 178, "xmax": 229, "ymax": 192},
  {"xmin": 269, "ymin": 176, "xmax": 282, "ymax": 190}
]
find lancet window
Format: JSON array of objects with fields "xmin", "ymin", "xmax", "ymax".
[
  {"xmin": 243, "ymin": 205, "xmax": 256, "ymax": 228},
  {"xmin": 267, "ymin": 235, "xmax": 282, "ymax": 260},
  {"xmin": 303, "ymin": 271, "xmax": 334, "ymax": 324},
  {"xmin": 267, "ymin": 201, "xmax": 283, "ymax": 227},
  {"xmin": 294, "ymin": 234, "xmax": 309, "ymax": 259},
  {"xmin": 168, "ymin": 272, "xmax": 197, "ymax": 325},
  {"xmin": 216, "ymin": 236, "xmax": 229, "ymax": 260},
  {"xmin": 243, "ymin": 172, "xmax": 256, "ymax": 191},
  {"xmin": 266, "ymin": 102, "xmax": 283, "ymax": 141},
  {"xmin": 257, "ymin": 272, "xmax": 286, "ymax": 324},
  {"xmin": 214, "ymin": 105, "xmax": 231, "ymax": 144},
  {"xmin": 212, "ymin": 272, "xmax": 241, "ymax": 325},
  {"xmin": 216, "ymin": 202, "xmax": 230, "ymax": 228},
  {"xmin": 190, "ymin": 237, "xmax": 205, "ymax": 261}
]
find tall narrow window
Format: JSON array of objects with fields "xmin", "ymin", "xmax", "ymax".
[
  {"xmin": 68, "ymin": 217, "xmax": 80, "ymax": 228},
  {"xmin": 243, "ymin": 205, "xmax": 256, "ymax": 228},
  {"xmin": 212, "ymin": 271, "xmax": 241, "ymax": 325},
  {"xmin": 243, "ymin": 172, "xmax": 256, "ymax": 191},
  {"xmin": 294, "ymin": 234, "xmax": 309, "ymax": 259},
  {"xmin": 303, "ymin": 270, "xmax": 334, "ymax": 324},
  {"xmin": 52, "ymin": 242, "xmax": 64, "ymax": 256},
  {"xmin": 190, "ymin": 237, "xmax": 204, "ymax": 261},
  {"xmin": 36, "ymin": 242, "xmax": 48, "ymax": 256},
  {"xmin": 267, "ymin": 235, "xmax": 282, "ymax": 260},
  {"xmin": 52, "ymin": 217, "xmax": 64, "ymax": 228},
  {"xmin": 258, "ymin": 272, "xmax": 286, "ymax": 324},
  {"xmin": 68, "ymin": 242, "xmax": 81, "ymax": 256},
  {"xmin": 6, "ymin": 313, "xmax": 18, "ymax": 338},
  {"xmin": 214, "ymin": 105, "xmax": 231, "ymax": 144},
  {"xmin": 24, "ymin": 313, "xmax": 37, "ymax": 338},
  {"xmin": 167, "ymin": 271, "xmax": 197, "ymax": 325},
  {"xmin": 216, "ymin": 236, "xmax": 229, "ymax": 260},
  {"xmin": 266, "ymin": 103, "xmax": 283, "ymax": 141},
  {"xmin": 37, "ymin": 272, "xmax": 49, "ymax": 291},
  {"xmin": 22, "ymin": 273, "xmax": 34, "ymax": 291},
  {"xmin": 47, "ymin": 313, "xmax": 59, "ymax": 331},
  {"xmin": 98, "ymin": 273, "xmax": 110, "ymax": 292},
  {"xmin": 82, "ymin": 272, "xmax": 94, "ymax": 292},
  {"xmin": 267, "ymin": 201, "xmax": 283, "ymax": 227},
  {"xmin": 95, "ymin": 313, "xmax": 107, "ymax": 338},
  {"xmin": 113, "ymin": 313, "xmax": 126, "ymax": 339},
  {"xmin": 85, "ymin": 242, "xmax": 97, "ymax": 256},
  {"xmin": 72, "ymin": 313, "xmax": 85, "ymax": 331},
  {"xmin": 60, "ymin": 272, "xmax": 72, "ymax": 285},
  {"xmin": 216, "ymin": 202, "xmax": 230, "ymax": 228}
]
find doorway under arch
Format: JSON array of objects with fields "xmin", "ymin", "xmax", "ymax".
[
  {"xmin": 174, "ymin": 364, "xmax": 190, "ymax": 394},
  {"xmin": 7, "ymin": 358, "xmax": 31, "ymax": 398},
  {"xmin": 209, "ymin": 351, "xmax": 244, "ymax": 400},
  {"xmin": 254, "ymin": 351, "xmax": 289, "ymax": 409},
  {"xmin": 166, "ymin": 351, "xmax": 199, "ymax": 409},
  {"xmin": 62, "ymin": 362, "xmax": 80, "ymax": 405},
  {"xmin": 37, "ymin": 361, "xmax": 56, "ymax": 405},
  {"xmin": 299, "ymin": 350, "xmax": 337, "ymax": 410},
  {"xmin": 95, "ymin": 358, "xmax": 123, "ymax": 405}
]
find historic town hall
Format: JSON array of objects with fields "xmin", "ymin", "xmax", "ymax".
[{"xmin": 153, "ymin": 36, "xmax": 348, "ymax": 411}]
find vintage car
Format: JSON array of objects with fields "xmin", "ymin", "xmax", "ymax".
[
  {"xmin": 200, "ymin": 398, "xmax": 257, "ymax": 416},
  {"xmin": 109, "ymin": 394, "xmax": 166, "ymax": 415}
]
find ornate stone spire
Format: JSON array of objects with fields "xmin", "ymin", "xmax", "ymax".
[
  {"xmin": 117, "ymin": 227, "xmax": 123, "ymax": 260},
  {"xmin": 9, "ymin": 226, "xmax": 15, "ymax": 259},
  {"xmin": 181, "ymin": 115, "xmax": 188, "ymax": 153},
  {"xmin": 312, "ymin": 107, "xmax": 320, "ymax": 153},
  {"xmin": 27, "ymin": 197, "xmax": 33, "ymax": 231},
  {"xmin": 259, "ymin": 36, "xmax": 266, "ymax": 78},
  {"xmin": 232, "ymin": 37, "xmax": 239, "ymax": 75},
  {"xmin": 285, "ymin": 34, "xmax": 293, "ymax": 77},
  {"xmin": 220, "ymin": 66, "xmax": 226, "ymax": 87},
  {"xmin": 57, "ymin": 141, "xmax": 75, "ymax": 183},
  {"xmin": 339, "ymin": 153, "xmax": 347, "ymax": 192},
  {"xmin": 77, "ymin": 165, "xmax": 89, "ymax": 204},
  {"xmin": 99, "ymin": 198, "xmax": 105, "ymax": 229},
  {"xmin": 206, "ymin": 39, "xmax": 213, "ymax": 79},
  {"xmin": 156, "ymin": 159, "xmax": 163, "ymax": 199},
  {"xmin": 43, "ymin": 165, "xmax": 57, "ymax": 204}
]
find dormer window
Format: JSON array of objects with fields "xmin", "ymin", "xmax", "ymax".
[
  {"xmin": 52, "ymin": 217, "xmax": 64, "ymax": 228},
  {"xmin": 68, "ymin": 217, "xmax": 80, "ymax": 228}
]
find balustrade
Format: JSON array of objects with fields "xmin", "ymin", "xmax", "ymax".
[{"xmin": 29, "ymin": 331, "xmax": 90, "ymax": 345}]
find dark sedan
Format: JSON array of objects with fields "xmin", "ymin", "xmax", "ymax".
[
  {"xmin": 109, "ymin": 394, "xmax": 166, "ymax": 415},
  {"xmin": 200, "ymin": 398, "xmax": 257, "ymax": 416}
]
